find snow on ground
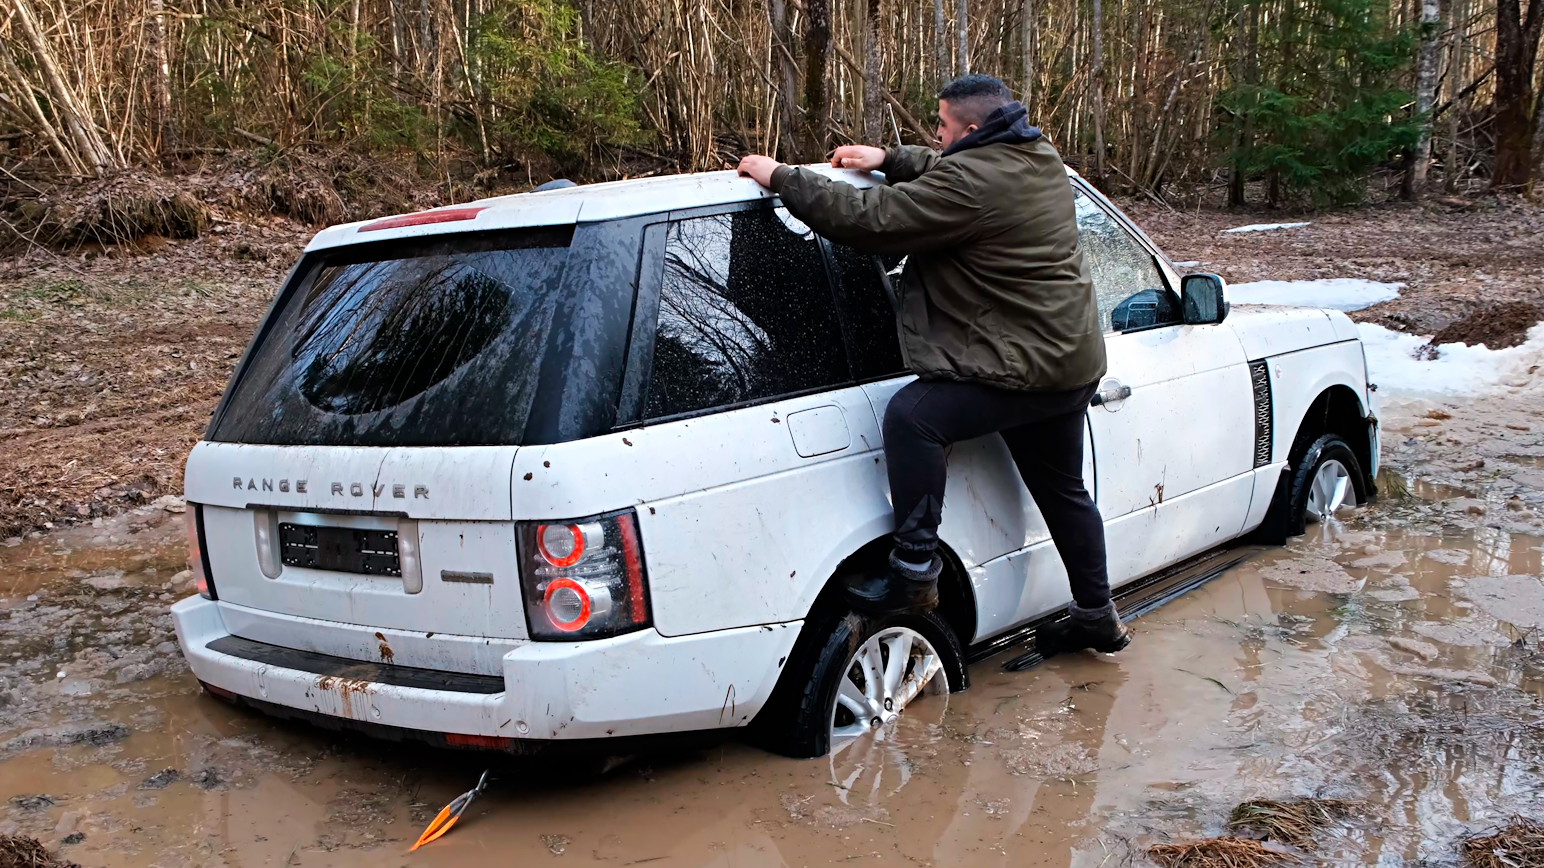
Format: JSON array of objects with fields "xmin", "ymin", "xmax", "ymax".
[
  {"xmin": 1229, "ymin": 278, "xmax": 1404, "ymax": 311},
  {"xmin": 1222, "ymin": 221, "xmax": 1312, "ymax": 233},
  {"xmin": 1225, "ymin": 276, "xmax": 1540, "ymax": 396},
  {"xmin": 1358, "ymin": 323, "xmax": 1544, "ymax": 397}
]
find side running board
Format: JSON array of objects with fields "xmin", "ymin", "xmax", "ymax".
[{"xmin": 971, "ymin": 544, "xmax": 1265, "ymax": 672}]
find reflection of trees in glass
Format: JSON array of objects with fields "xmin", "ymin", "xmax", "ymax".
[
  {"xmin": 295, "ymin": 257, "xmax": 511, "ymax": 415},
  {"xmin": 653, "ymin": 215, "xmax": 772, "ymax": 409},
  {"xmin": 645, "ymin": 209, "xmax": 848, "ymax": 419},
  {"xmin": 1074, "ymin": 190, "xmax": 1165, "ymax": 332}
]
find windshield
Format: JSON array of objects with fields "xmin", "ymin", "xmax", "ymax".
[{"xmin": 212, "ymin": 227, "xmax": 582, "ymax": 447}]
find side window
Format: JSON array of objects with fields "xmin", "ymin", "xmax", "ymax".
[
  {"xmin": 826, "ymin": 242, "xmax": 906, "ymax": 380},
  {"xmin": 1073, "ymin": 187, "xmax": 1176, "ymax": 333},
  {"xmin": 642, "ymin": 207, "xmax": 851, "ymax": 420}
]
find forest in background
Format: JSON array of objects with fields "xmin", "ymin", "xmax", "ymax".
[{"xmin": 0, "ymin": 0, "xmax": 1540, "ymax": 218}]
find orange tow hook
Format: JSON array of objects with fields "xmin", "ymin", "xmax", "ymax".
[{"xmin": 410, "ymin": 769, "xmax": 491, "ymax": 851}]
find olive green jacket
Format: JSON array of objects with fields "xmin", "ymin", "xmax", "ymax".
[{"xmin": 770, "ymin": 139, "xmax": 1106, "ymax": 392}]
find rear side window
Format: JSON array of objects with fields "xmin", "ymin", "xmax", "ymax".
[
  {"xmin": 642, "ymin": 208, "xmax": 850, "ymax": 419},
  {"xmin": 826, "ymin": 242, "xmax": 906, "ymax": 380},
  {"xmin": 1073, "ymin": 187, "xmax": 1174, "ymax": 333},
  {"xmin": 213, "ymin": 228, "xmax": 577, "ymax": 446}
]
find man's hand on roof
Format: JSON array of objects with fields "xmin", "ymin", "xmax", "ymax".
[
  {"xmin": 830, "ymin": 145, "xmax": 886, "ymax": 171},
  {"xmin": 736, "ymin": 155, "xmax": 782, "ymax": 188}
]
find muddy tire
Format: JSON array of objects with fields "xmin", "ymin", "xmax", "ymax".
[
  {"xmin": 752, "ymin": 607, "xmax": 967, "ymax": 759},
  {"xmin": 1284, "ymin": 434, "xmax": 1367, "ymax": 535}
]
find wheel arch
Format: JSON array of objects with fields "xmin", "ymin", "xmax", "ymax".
[
  {"xmin": 746, "ymin": 533, "xmax": 976, "ymax": 747},
  {"xmin": 1281, "ymin": 382, "xmax": 1375, "ymax": 497}
]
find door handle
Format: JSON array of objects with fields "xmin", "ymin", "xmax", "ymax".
[{"xmin": 1090, "ymin": 385, "xmax": 1132, "ymax": 407}]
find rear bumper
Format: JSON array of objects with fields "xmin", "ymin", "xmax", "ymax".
[{"xmin": 171, "ymin": 596, "xmax": 800, "ymax": 742}]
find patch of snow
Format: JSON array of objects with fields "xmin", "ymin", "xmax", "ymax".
[
  {"xmin": 1229, "ymin": 278, "xmax": 1403, "ymax": 312},
  {"xmin": 1172, "ymin": 260, "xmax": 1200, "ymax": 268},
  {"xmin": 1222, "ymin": 221, "xmax": 1311, "ymax": 233},
  {"xmin": 1358, "ymin": 322, "xmax": 1544, "ymax": 397}
]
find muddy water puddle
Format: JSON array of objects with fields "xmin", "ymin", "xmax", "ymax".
[{"xmin": 5, "ymin": 502, "xmax": 1544, "ymax": 866}]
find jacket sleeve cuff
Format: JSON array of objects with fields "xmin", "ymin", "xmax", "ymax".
[
  {"xmin": 770, "ymin": 164, "xmax": 796, "ymax": 193},
  {"xmin": 880, "ymin": 148, "xmax": 902, "ymax": 176}
]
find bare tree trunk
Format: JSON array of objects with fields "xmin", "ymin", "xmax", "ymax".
[
  {"xmin": 3, "ymin": 0, "xmax": 118, "ymax": 174},
  {"xmin": 863, "ymin": 0, "xmax": 883, "ymax": 142},
  {"xmin": 1490, "ymin": 0, "xmax": 1544, "ymax": 190},
  {"xmin": 1403, "ymin": 0, "xmax": 1441, "ymax": 199},
  {"xmin": 955, "ymin": 0, "xmax": 969, "ymax": 74},
  {"xmin": 144, "ymin": 0, "xmax": 175, "ymax": 162},
  {"xmin": 0, "ymin": 37, "xmax": 84, "ymax": 174},
  {"xmin": 1444, "ymin": 0, "xmax": 1465, "ymax": 191},
  {"xmin": 1020, "ymin": 0, "xmax": 1034, "ymax": 107},
  {"xmin": 769, "ymin": 0, "xmax": 800, "ymax": 160},
  {"xmin": 1089, "ymin": 0, "xmax": 1105, "ymax": 182},
  {"xmin": 1230, "ymin": 0, "xmax": 1259, "ymax": 207},
  {"xmin": 933, "ymin": 0, "xmax": 947, "ymax": 88},
  {"xmin": 803, "ymin": 0, "xmax": 830, "ymax": 159},
  {"xmin": 1531, "ymin": 77, "xmax": 1544, "ymax": 197}
]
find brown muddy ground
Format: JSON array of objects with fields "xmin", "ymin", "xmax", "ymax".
[
  {"xmin": 1124, "ymin": 197, "xmax": 1544, "ymax": 337},
  {"xmin": 4, "ymin": 393, "xmax": 1544, "ymax": 867}
]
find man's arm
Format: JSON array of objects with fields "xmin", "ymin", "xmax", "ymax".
[
  {"xmin": 879, "ymin": 146, "xmax": 942, "ymax": 184},
  {"xmin": 767, "ymin": 162, "xmax": 980, "ymax": 256}
]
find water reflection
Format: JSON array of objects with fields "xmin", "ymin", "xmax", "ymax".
[{"xmin": 7, "ymin": 511, "xmax": 1544, "ymax": 867}]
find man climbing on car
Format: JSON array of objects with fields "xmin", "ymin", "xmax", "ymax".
[{"xmin": 736, "ymin": 74, "xmax": 1127, "ymax": 657}]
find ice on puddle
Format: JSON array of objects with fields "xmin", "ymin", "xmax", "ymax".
[
  {"xmin": 1229, "ymin": 278, "xmax": 1403, "ymax": 311},
  {"xmin": 1222, "ymin": 221, "xmax": 1311, "ymax": 233}
]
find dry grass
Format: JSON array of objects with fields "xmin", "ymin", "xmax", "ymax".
[
  {"xmin": 1463, "ymin": 817, "xmax": 1544, "ymax": 868},
  {"xmin": 1146, "ymin": 838, "xmax": 1296, "ymax": 868},
  {"xmin": 0, "ymin": 836, "xmax": 79, "ymax": 868},
  {"xmin": 1227, "ymin": 798, "xmax": 1360, "ymax": 849}
]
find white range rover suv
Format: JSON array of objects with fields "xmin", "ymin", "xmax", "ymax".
[{"xmin": 172, "ymin": 166, "xmax": 1379, "ymax": 758}]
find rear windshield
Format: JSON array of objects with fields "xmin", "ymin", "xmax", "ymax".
[{"xmin": 212, "ymin": 227, "xmax": 578, "ymax": 447}]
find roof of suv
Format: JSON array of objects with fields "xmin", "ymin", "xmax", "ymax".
[{"xmin": 306, "ymin": 163, "xmax": 1084, "ymax": 253}]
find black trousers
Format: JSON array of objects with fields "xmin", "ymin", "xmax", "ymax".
[{"xmin": 883, "ymin": 378, "xmax": 1112, "ymax": 610}]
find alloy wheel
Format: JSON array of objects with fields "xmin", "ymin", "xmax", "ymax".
[
  {"xmin": 1305, "ymin": 458, "xmax": 1351, "ymax": 522},
  {"xmin": 829, "ymin": 626, "xmax": 948, "ymax": 750}
]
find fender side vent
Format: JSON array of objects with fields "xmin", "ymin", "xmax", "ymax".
[{"xmin": 1250, "ymin": 360, "xmax": 1273, "ymax": 467}]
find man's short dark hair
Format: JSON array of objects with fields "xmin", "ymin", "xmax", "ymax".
[{"xmin": 936, "ymin": 74, "xmax": 1014, "ymax": 126}]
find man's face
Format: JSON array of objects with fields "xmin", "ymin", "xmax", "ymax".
[{"xmin": 935, "ymin": 100, "xmax": 978, "ymax": 151}]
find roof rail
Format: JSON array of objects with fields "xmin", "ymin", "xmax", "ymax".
[{"xmin": 532, "ymin": 179, "xmax": 577, "ymax": 192}]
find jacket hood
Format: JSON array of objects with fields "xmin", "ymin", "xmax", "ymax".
[{"xmin": 941, "ymin": 101, "xmax": 1042, "ymax": 157}]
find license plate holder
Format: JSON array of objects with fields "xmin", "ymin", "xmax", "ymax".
[{"xmin": 279, "ymin": 523, "xmax": 402, "ymax": 577}]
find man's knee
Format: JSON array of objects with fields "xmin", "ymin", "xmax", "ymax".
[{"xmin": 882, "ymin": 384, "xmax": 933, "ymax": 444}]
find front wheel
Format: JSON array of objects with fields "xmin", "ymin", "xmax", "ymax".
[
  {"xmin": 763, "ymin": 609, "xmax": 967, "ymax": 758},
  {"xmin": 1285, "ymin": 433, "xmax": 1367, "ymax": 535}
]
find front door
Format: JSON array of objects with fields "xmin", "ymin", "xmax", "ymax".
[{"xmin": 1071, "ymin": 183, "xmax": 1256, "ymax": 586}]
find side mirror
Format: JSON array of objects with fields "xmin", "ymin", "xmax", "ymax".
[{"xmin": 1181, "ymin": 273, "xmax": 1229, "ymax": 325}]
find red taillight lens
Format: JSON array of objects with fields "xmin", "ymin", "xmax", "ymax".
[
  {"xmin": 185, "ymin": 504, "xmax": 215, "ymax": 600},
  {"xmin": 535, "ymin": 522, "xmax": 600, "ymax": 568},
  {"xmin": 519, "ymin": 510, "xmax": 649, "ymax": 640}
]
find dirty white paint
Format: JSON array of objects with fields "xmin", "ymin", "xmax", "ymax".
[{"xmin": 1228, "ymin": 278, "xmax": 1403, "ymax": 312}]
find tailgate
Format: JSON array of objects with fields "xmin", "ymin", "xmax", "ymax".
[{"xmin": 184, "ymin": 441, "xmax": 527, "ymax": 639}]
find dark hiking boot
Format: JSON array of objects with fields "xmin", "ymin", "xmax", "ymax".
[
  {"xmin": 1035, "ymin": 602, "xmax": 1131, "ymax": 658},
  {"xmin": 843, "ymin": 552, "xmax": 941, "ymax": 615}
]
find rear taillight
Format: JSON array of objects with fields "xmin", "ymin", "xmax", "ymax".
[
  {"xmin": 519, "ymin": 510, "xmax": 649, "ymax": 640},
  {"xmin": 186, "ymin": 503, "xmax": 217, "ymax": 600}
]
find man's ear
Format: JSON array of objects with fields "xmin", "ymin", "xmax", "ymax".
[{"xmin": 965, "ymin": 124, "xmax": 980, "ymax": 136}]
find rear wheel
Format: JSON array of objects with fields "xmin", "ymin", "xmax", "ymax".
[{"xmin": 760, "ymin": 609, "xmax": 967, "ymax": 758}]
